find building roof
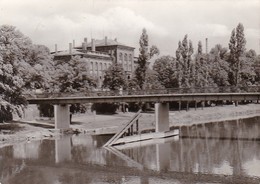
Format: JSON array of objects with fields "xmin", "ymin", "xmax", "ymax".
[
  {"xmin": 54, "ymin": 49, "xmax": 84, "ymax": 56},
  {"xmin": 75, "ymin": 38, "xmax": 135, "ymax": 49},
  {"xmin": 53, "ymin": 49, "xmax": 111, "ymax": 59}
]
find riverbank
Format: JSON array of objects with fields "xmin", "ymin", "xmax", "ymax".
[{"xmin": 0, "ymin": 103, "xmax": 260, "ymax": 146}]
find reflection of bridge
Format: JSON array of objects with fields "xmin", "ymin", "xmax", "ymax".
[
  {"xmin": 25, "ymin": 86, "xmax": 260, "ymax": 132},
  {"xmin": 2, "ymin": 127, "xmax": 260, "ymax": 184}
]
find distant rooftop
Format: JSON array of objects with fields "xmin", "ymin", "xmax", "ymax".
[
  {"xmin": 53, "ymin": 49, "xmax": 111, "ymax": 58},
  {"xmin": 75, "ymin": 38, "xmax": 135, "ymax": 49},
  {"xmin": 54, "ymin": 49, "xmax": 84, "ymax": 56}
]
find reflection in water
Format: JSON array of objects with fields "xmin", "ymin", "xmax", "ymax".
[
  {"xmin": 0, "ymin": 117, "xmax": 259, "ymax": 183},
  {"xmin": 156, "ymin": 144, "xmax": 170, "ymax": 171},
  {"xmin": 55, "ymin": 136, "xmax": 71, "ymax": 163}
]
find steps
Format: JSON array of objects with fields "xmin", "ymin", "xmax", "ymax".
[{"xmin": 103, "ymin": 110, "xmax": 142, "ymax": 147}]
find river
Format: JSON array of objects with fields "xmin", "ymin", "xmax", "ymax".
[{"xmin": 0, "ymin": 117, "xmax": 260, "ymax": 184}]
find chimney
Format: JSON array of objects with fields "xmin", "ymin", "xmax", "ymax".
[
  {"xmin": 73, "ymin": 40, "xmax": 75, "ymax": 48},
  {"xmin": 69, "ymin": 43, "xmax": 72, "ymax": 54},
  {"xmin": 105, "ymin": 36, "xmax": 108, "ymax": 45},
  {"xmin": 84, "ymin": 37, "xmax": 88, "ymax": 44},
  {"xmin": 114, "ymin": 38, "xmax": 117, "ymax": 42},
  {"xmin": 82, "ymin": 42, "xmax": 86, "ymax": 51},
  {"xmin": 91, "ymin": 39, "xmax": 95, "ymax": 52},
  {"xmin": 205, "ymin": 38, "xmax": 208, "ymax": 54},
  {"xmin": 55, "ymin": 44, "xmax": 57, "ymax": 54}
]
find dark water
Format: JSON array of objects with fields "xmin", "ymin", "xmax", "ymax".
[{"xmin": 0, "ymin": 117, "xmax": 260, "ymax": 184}]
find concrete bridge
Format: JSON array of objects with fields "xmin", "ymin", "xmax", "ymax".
[{"xmin": 25, "ymin": 86, "xmax": 260, "ymax": 133}]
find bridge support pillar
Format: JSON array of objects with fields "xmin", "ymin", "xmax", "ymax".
[
  {"xmin": 155, "ymin": 103, "xmax": 169, "ymax": 132},
  {"xmin": 54, "ymin": 104, "xmax": 70, "ymax": 130}
]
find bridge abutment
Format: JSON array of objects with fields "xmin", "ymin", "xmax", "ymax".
[
  {"xmin": 155, "ymin": 103, "xmax": 170, "ymax": 132},
  {"xmin": 54, "ymin": 104, "xmax": 70, "ymax": 129}
]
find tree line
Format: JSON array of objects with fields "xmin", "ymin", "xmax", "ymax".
[
  {"xmin": 0, "ymin": 23, "xmax": 259, "ymax": 121},
  {"xmin": 105, "ymin": 23, "xmax": 259, "ymax": 93}
]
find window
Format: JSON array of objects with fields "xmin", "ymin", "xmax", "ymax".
[
  {"xmin": 95, "ymin": 62, "xmax": 98, "ymax": 71},
  {"xmin": 124, "ymin": 53, "xmax": 128, "ymax": 62},
  {"xmin": 90, "ymin": 62, "xmax": 93, "ymax": 71},
  {"xmin": 129, "ymin": 54, "xmax": 132, "ymax": 62},
  {"xmin": 104, "ymin": 63, "xmax": 107, "ymax": 70},
  {"xmin": 100, "ymin": 63, "xmax": 103, "ymax": 71},
  {"xmin": 119, "ymin": 53, "xmax": 123, "ymax": 63}
]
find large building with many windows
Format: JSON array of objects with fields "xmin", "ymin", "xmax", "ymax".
[{"xmin": 53, "ymin": 37, "xmax": 137, "ymax": 87}]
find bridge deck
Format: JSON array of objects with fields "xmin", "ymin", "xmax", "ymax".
[{"xmin": 27, "ymin": 92, "xmax": 260, "ymax": 104}]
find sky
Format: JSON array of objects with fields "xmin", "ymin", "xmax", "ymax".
[{"xmin": 0, "ymin": 0, "xmax": 259, "ymax": 56}]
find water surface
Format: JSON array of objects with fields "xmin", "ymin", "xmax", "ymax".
[{"xmin": 0, "ymin": 117, "xmax": 260, "ymax": 184}]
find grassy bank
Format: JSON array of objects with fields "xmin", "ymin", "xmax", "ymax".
[{"xmin": 0, "ymin": 103, "xmax": 260, "ymax": 146}]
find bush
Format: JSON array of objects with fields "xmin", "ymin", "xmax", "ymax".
[
  {"xmin": 91, "ymin": 103, "xmax": 119, "ymax": 114},
  {"xmin": 38, "ymin": 104, "xmax": 54, "ymax": 117},
  {"xmin": 0, "ymin": 106, "xmax": 13, "ymax": 123},
  {"xmin": 128, "ymin": 102, "xmax": 140, "ymax": 112}
]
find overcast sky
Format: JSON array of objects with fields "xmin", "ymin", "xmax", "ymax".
[{"xmin": 0, "ymin": 0, "xmax": 259, "ymax": 56}]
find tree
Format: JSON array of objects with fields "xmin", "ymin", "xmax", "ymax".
[
  {"xmin": 134, "ymin": 28, "xmax": 160, "ymax": 90},
  {"xmin": 51, "ymin": 56, "xmax": 97, "ymax": 115},
  {"xmin": 0, "ymin": 55, "xmax": 25, "ymax": 122},
  {"xmin": 18, "ymin": 44, "xmax": 54, "ymax": 91},
  {"xmin": 102, "ymin": 63, "xmax": 126, "ymax": 91},
  {"xmin": 54, "ymin": 56, "xmax": 96, "ymax": 92},
  {"xmin": 149, "ymin": 45, "xmax": 160, "ymax": 58},
  {"xmin": 194, "ymin": 41, "xmax": 208, "ymax": 87},
  {"xmin": 175, "ymin": 34, "xmax": 194, "ymax": 87},
  {"xmin": 0, "ymin": 25, "xmax": 57, "ymax": 120},
  {"xmin": 143, "ymin": 68, "xmax": 164, "ymax": 90},
  {"xmin": 153, "ymin": 55, "xmax": 178, "ymax": 88},
  {"xmin": 135, "ymin": 28, "xmax": 149, "ymax": 90},
  {"xmin": 208, "ymin": 44, "xmax": 230, "ymax": 87},
  {"xmin": 0, "ymin": 25, "xmax": 35, "ymax": 121},
  {"xmin": 254, "ymin": 55, "xmax": 260, "ymax": 84},
  {"xmin": 198, "ymin": 41, "xmax": 203, "ymax": 55},
  {"xmin": 228, "ymin": 23, "xmax": 246, "ymax": 86},
  {"xmin": 238, "ymin": 49, "xmax": 256, "ymax": 85}
]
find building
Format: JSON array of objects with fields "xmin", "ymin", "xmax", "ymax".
[{"xmin": 53, "ymin": 37, "xmax": 137, "ymax": 87}]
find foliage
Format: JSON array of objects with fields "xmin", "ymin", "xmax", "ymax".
[
  {"xmin": 102, "ymin": 63, "xmax": 126, "ymax": 91},
  {"xmin": 228, "ymin": 23, "xmax": 246, "ymax": 86},
  {"xmin": 143, "ymin": 68, "xmax": 165, "ymax": 90},
  {"xmin": 193, "ymin": 41, "xmax": 207, "ymax": 87},
  {"xmin": 153, "ymin": 55, "xmax": 178, "ymax": 88},
  {"xmin": 91, "ymin": 103, "xmax": 119, "ymax": 114},
  {"xmin": 18, "ymin": 44, "xmax": 54, "ymax": 91},
  {"xmin": 127, "ymin": 69, "xmax": 164, "ymax": 92},
  {"xmin": 207, "ymin": 44, "xmax": 230, "ymax": 86},
  {"xmin": 239, "ymin": 49, "xmax": 256, "ymax": 85},
  {"xmin": 51, "ymin": 56, "xmax": 97, "ymax": 115},
  {"xmin": 175, "ymin": 34, "xmax": 194, "ymax": 87},
  {"xmin": 0, "ymin": 25, "xmax": 56, "ymax": 121},
  {"xmin": 53, "ymin": 56, "xmax": 96, "ymax": 92},
  {"xmin": 0, "ymin": 25, "xmax": 31, "ymax": 121},
  {"xmin": 149, "ymin": 45, "xmax": 160, "ymax": 58},
  {"xmin": 38, "ymin": 104, "xmax": 54, "ymax": 117},
  {"xmin": 254, "ymin": 55, "xmax": 260, "ymax": 84},
  {"xmin": 135, "ymin": 28, "xmax": 149, "ymax": 90}
]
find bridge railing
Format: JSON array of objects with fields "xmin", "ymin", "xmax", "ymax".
[{"xmin": 23, "ymin": 86, "xmax": 260, "ymax": 99}]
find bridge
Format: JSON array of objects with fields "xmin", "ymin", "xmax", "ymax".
[{"xmin": 25, "ymin": 86, "xmax": 260, "ymax": 137}]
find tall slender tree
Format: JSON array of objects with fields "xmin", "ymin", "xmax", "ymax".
[
  {"xmin": 135, "ymin": 28, "xmax": 149, "ymax": 89},
  {"xmin": 198, "ymin": 41, "xmax": 203, "ymax": 55},
  {"xmin": 175, "ymin": 34, "xmax": 194, "ymax": 87},
  {"xmin": 228, "ymin": 23, "xmax": 246, "ymax": 86}
]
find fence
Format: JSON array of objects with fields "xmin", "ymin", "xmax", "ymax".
[{"xmin": 23, "ymin": 85, "xmax": 260, "ymax": 99}]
